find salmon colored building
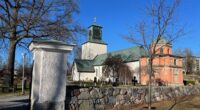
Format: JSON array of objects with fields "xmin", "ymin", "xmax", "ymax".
[{"xmin": 140, "ymin": 38, "xmax": 184, "ymax": 86}]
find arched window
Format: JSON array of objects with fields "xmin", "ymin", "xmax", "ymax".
[
  {"xmin": 167, "ymin": 48, "xmax": 170, "ymax": 54},
  {"xmin": 160, "ymin": 48, "xmax": 163, "ymax": 54},
  {"xmin": 174, "ymin": 59, "xmax": 176, "ymax": 65}
]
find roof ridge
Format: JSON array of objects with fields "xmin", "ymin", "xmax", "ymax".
[
  {"xmin": 110, "ymin": 46, "xmax": 141, "ymax": 53},
  {"xmin": 75, "ymin": 59, "xmax": 94, "ymax": 61},
  {"xmin": 95, "ymin": 46, "xmax": 142, "ymax": 57}
]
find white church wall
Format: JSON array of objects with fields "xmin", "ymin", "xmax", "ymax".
[
  {"xmin": 94, "ymin": 66, "xmax": 104, "ymax": 81},
  {"xmin": 94, "ymin": 62, "xmax": 140, "ymax": 83},
  {"xmin": 125, "ymin": 61, "xmax": 140, "ymax": 83},
  {"xmin": 72, "ymin": 61, "xmax": 140, "ymax": 83},
  {"xmin": 81, "ymin": 42, "xmax": 107, "ymax": 60},
  {"xmin": 79, "ymin": 72, "xmax": 96, "ymax": 81},
  {"xmin": 72, "ymin": 63, "xmax": 96, "ymax": 81},
  {"xmin": 72, "ymin": 63, "xmax": 79, "ymax": 81}
]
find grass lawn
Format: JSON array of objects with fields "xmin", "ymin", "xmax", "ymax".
[
  {"xmin": 0, "ymin": 85, "xmax": 30, "ymax": 96},
  {"xmin": 0, "ymin": 83, "xmax": 30, "ymax": 97},
  {"xmin": 0, "ymin": 89, "xmax": 29, "ymax": 97},
  {"xmin": 184, "ymin": 74, "xmax": 200, "ymax": 81},
  {"xmin": 128, "ymin": 93, "xmax": 200, "ymax": 110}
]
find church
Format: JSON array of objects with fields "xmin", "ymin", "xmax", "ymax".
[{"xmin": 72, "ymin": 21, "xmax": 184, "ymax": 86}]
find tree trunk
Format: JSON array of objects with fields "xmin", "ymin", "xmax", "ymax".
[
  {"xmin": 148, "ymin": 56, "xmax": 153, "ymax": 110},
  {"xmin": 7, "ymin": 40, "xmax": 17, "ymax": 87}
]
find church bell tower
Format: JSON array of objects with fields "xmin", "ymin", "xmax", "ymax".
[{"xmin": 81, "ymin": 18, "xmax": 107, "ymax": 60}]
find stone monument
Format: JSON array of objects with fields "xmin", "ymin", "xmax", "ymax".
[{"xmin": 29, "ymin": 40, "xmax": 75, "ymax": 110}]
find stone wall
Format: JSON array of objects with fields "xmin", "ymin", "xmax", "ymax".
[{"xmin": 65, "ymin": 86, "xmax": 200, "ymax": 110}]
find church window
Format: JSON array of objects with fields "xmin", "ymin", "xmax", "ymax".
[
  {"xmin": 174, "ymin": 59, "xmax": 177, "ymax": 66},
  {"xmin": 160, "ymin": 48, "xmax": 163, "ymax": 54},
  {"xmin": 167, "ymin": 48, "xmax": 170, "ymax": 54},
  {"xmin": 89, "ymin": 30, "xmax": 92, "ymax": 37}
]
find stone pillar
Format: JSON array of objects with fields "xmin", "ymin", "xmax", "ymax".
[{"xmin": 29, "ymin": 40, "xmax": 75, "ymax": 110}]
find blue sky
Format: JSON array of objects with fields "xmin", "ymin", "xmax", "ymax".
[
  {"xmin": 76, "ymin": 0, "xmax": 200, "ymax": 56},
  {"xmin": 13, "ymin": 0, "xmax": 200, "ymax": 64}
]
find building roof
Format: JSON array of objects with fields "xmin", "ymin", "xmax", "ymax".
[
  {"xmin": 93, "ymin": 46, "xmax": 146, "ymax": 65},
  {"xmin": 153, "ymin": 37, "xmax": 171, "ymax": 45},
  {"xmin": 88, "ymin": 24, "xmax": 102, "ymax": 28},
  {"xmin": 75, "ymin": 59, "xmax": 95, "ymax": 72},
  {"xmin": 82, "ymin": 40, "xmax": 107, "ymax": 45},
  {"xmin": 74, "ymin": 46, "xmax": 147, "ymax": 72}
]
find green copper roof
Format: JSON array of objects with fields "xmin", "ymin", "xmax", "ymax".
[
  {"xmin": 75, "ymin": 46, "xmax": 147, "ymax": 72},
  {"xmin": 88, "ymin": 24, "xmax": 102, "ymax": 28},
  {"xmin": 93, "ymin": 46, "xmax": 146, "ymax": 65},
  {"xmin": 153, "ymin": 37, "xmax": 171, "ymax": 44},
  {"xmin": 158, "ymin": 37, "xmax": 169, "ymax": 44},
  {"xmin": 75, "ymin": 59, "xmax": 95, "ymax": 72}
]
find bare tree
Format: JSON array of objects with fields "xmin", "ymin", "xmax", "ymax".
[
  {"xmin": 103, "ymin": 55, "xmax": 123, "ymax": 83},
  {"xmin": 173, "ymin": 48, "xmax": 185, "ymax": 57},
  {"xmin": 103, "ymin": 55, "xmax": 132, "ymax": 85},
  {"xmin": 184, "ymin": 48, "xmax": 194, "ymax": 74},
  {"xmin": 0, "ymin": 0, "xmax": 84, "ymax": 86},
  {"xmin": 174, "ymin": 48, "xmax": 194, "ymax": 74},
  {"xmin": 124, "ymin": 0, "xmax": 185, "ymax": 109},
  {"xmin": 118, "ymin": 64, "xmax": 132, "ymax": 85}
]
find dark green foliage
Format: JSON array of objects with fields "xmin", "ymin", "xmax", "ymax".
[{"xmin": 183, "ymin": 80, "xmax": 195, "ymax": 85}]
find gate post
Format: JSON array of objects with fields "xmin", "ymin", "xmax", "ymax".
[{"xmin": 29, "ymin": 40, "xmax": 75, "ymax": 110}]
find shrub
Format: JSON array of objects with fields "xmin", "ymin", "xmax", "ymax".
[{"xmin": 183, "ymin": 80, "xmax": 195, "ymax": 85}]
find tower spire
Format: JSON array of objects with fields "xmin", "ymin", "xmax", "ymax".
[{"xmin": 93, "ymin": 17, "xmax": 96, "ymax": 24}]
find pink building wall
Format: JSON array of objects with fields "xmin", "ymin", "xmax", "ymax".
[{"xmin": 140, "ymin": 44, "xmax": 183, "ymax": 86}]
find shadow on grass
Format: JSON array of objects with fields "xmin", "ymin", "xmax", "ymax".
[
  {"xmin": 0, "ymin": 99, "xmax": 29, "ymax": 110},
  {"xmin": 141, "ymin": 106, "xmax": 156, "ymax": 110},
  {"xmin": 0, "ymin": 105, "xmax": 28, "ymax": 110},
  {"xmin": 190, "ymin": 104, "xmax": 200, "ymax": 108},
  {"xmin": 168, "ymin": 95, "xmax": 195, "ymax": 110},
  {"xmin": 10, "ymin": 99, "xmax": 29, "ymax": 103}
]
